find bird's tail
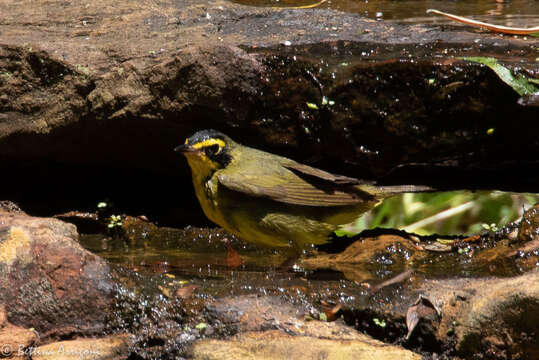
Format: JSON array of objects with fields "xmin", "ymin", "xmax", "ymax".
[{"xmin": 357, "ymin": 184, "xmax": 435, "ymax": 199}]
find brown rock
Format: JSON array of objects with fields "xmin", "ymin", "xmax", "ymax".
[
  {"xmin": 207, "ymin": 294, "xmax": 383, "ymax": 340},
  {"xmin": 301, "ymin": 235, "xmax": 419, "ymax": 282},
  {"xmin": 0, "ymin": 201, "xmax": 24, "ymax": 214},
  {"xmin": 191, "ymin": 330, "xmax": 421, "ymax": 360},
  {"xmin": 198, "ymin": 295, "xmax": 420, "ymax": 359},
  {"xmin": 30, "ymin": 335, "xmax": 129, "ymax": 360},
  {"xmin": 417, "ymin": 270, "xmax": 539, "ymax": 358},
  {"xmin": 518, "ymin": 203, "xmax": 539, "ymax": 243},
  {"xmin": 455, "ymin": 270, "xmax": 539, "ymax": 359},
  {"xmin": 0, "ymin": 305, "xmax": 38, "ymax": 358},
  {"xmin": 0, "ymin": 212, "xmax": 114, "ymax": 339}
]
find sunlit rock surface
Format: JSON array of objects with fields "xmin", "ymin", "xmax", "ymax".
[{"xmin": 0, "ymin": 211, "xmax": 114, "ymax": 338}]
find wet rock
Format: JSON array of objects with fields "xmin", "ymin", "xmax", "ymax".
[
  {"xmin": 191, "ymin": 330, "xmax": 421, "ymax": 360},
  {"xmin": 301, "ymin": 234, "xmax": 419, "ymax": 282},
  {"xmin": 205, "ymin": 295, "xmax": 312, "ymax": 334},
  {"xmin": 416, "ymin": 270, "xmax": 539, "ymax": 359},
  {"xmin": 0, "ymin": 305, "xmax": 38, "ymax": 358},
  {"xmin": 0, "ymin": 201, "xmax": 24, "ymax": 214},
  {"xmin": 196, "ymin": 295, "xmax": 420, "ymax": 359},
  {"xmin": 518, "ymin": 203, "xmax": 539, "ymax": 243},
  {"xmin": 0, "ymin": 45, "xmax": 92, "ymax": 148},
  {"xmin": 0, "ymin": 212, "xmax": 115, "ymax": 339},
  {"xmin": 454, "ymin": 271, "xmax": 539, "ymax": 359},
  {"xmin": 30, "ymin": 335, "xmax": 129, "ymax": 360}
]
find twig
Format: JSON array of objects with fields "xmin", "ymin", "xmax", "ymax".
[
  {"xmin": 427, "ymin": 9, "xmax": 539, "ymax": 35},
  {"xmin": 402, "ymin": 201, "xmax": 475, "ymax": 233}
]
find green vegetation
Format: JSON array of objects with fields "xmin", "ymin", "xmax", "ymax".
[
  {"xmin": 462, "ymin": 57, "xmax": 538, "ymax": 96},
  {"xmin": 108, "ymin": 214, "xmax": 123, "ymax": 229},
  {"xmin": 338, "ymin": 191, "xmax": 539, "ymax": 236},
  {"xmin": 195, "ymin": 322, "xmax": 207, "ymax": 334},
  {"xmin": 306, "ymin": 102, "xmax": 319, "ymax": 110}
]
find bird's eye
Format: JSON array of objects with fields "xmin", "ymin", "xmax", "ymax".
[{"xmin": 204, "ymin": 144, "xmax": 221, "ymax": 157}]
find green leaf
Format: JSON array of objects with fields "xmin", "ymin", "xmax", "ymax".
[
  {"xmin": 306, "ymin": 102, "xmax": 319, "ymax": 110},
  {"xmin": 462, "ymin": 57, "xmax": 538, "ymax": 96},
  {"xmin": 195, "ymin": 322, "xmax": 207, "ymax": 330},
  {"xmin": 319, "ymin": 313, "xmax": 327, "ymax": 322},
  {"xmin": 334, "ymin": 229, "xmax": 356, "ymax": 238}
]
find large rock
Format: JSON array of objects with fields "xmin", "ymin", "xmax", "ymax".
[
  {"xmin": 0, "ymin": 0, "xmax": 538, "ymax": 222},
  {"xmin": 0, "ymin": 305, "xmax": 38, "ymax": 358},
  {"xmin": 192, "ymin": 330, "xmax": 421, "ymax": 360},
  {"xmin": 0, "ymin": 211, "xmax": 115, "ymax": 338},
  {"xmin": 413, "ymin": 270, "xmax": 539, "ymax": 359},
  {"xmin": 194, "ymin": 295, "xmax": 421, "ymax": 359},
  {"xmin": 30, "ymin": 335, "xmax": 129, "ymax": 360}
]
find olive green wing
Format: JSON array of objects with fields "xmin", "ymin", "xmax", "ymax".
[
  {"xmin": 216, "ymin": 160, "xmax": 374, "ymax": 207},
  {"xmin": 282, "ymin": 162, "xmax": 361, "ymax": 185}
]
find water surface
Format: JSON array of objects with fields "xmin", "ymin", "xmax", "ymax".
[{"xmin": 231, "ymin": 0, "xmax": 539, "ymax": 26}]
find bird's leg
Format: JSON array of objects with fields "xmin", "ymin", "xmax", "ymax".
[{"xmin": 223, "ymin": 237, "xmax": 243, "ymax": 269}]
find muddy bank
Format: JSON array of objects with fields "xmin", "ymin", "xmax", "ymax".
[{"xmin": 1, "ymin": 0, "xmax": 538, "ymax": 221}]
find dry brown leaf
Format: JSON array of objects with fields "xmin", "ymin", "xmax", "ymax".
[
  {"xmin": 320, "ymin": 301, "xmax": 342, "ymax": 322},
  {"xmin": 406, "ymin": 295, "xmax": 441, "ymax": 340},
  {"xmin": 224, "ymin": 239, "xmax": 244, "ymax": 269}
]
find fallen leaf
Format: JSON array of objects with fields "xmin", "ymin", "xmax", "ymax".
[
  {"xmin": 423, "ymin": 242, "xmax": 453, "ymax": 252},
  {"xmin": 406, "ymin": 295, "xmax": 441, "ymax": 340},
  {"xmin": 462, "ymin": 57, "xmax": 538, "ymax": 96},
  {"xmin": 320, "ymin": 301, "xmax": 342, "ymax": 322},
  {"xmin": 460, "ymin": 235, "xmax": 481, "ymax": 243},
  {"xmin": 224, "ymin": 239, "xmax": 243, "ymax": 269}
]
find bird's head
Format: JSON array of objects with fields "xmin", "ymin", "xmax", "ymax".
[{"xmin": 175, "ymin": 129, "xmax": 234, "ymax": 175}]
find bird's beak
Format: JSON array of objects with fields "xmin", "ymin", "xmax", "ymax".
[{"xmin": 174, "ymin": 144, "xmax": 199, "ymax": 154}]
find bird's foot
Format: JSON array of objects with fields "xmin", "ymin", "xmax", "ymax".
[{"xmin": 224, "ymin": 238, "xmax": 243, "ymax": 269}]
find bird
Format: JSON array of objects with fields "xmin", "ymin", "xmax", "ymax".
[{"xmin": 175, "ymin": 129, "xmax": 431, "ymax": 264}]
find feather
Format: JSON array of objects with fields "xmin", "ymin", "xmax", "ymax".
[{"xmin": 217, "ymin": 159, "xmax": 374, "ymax": 207}]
